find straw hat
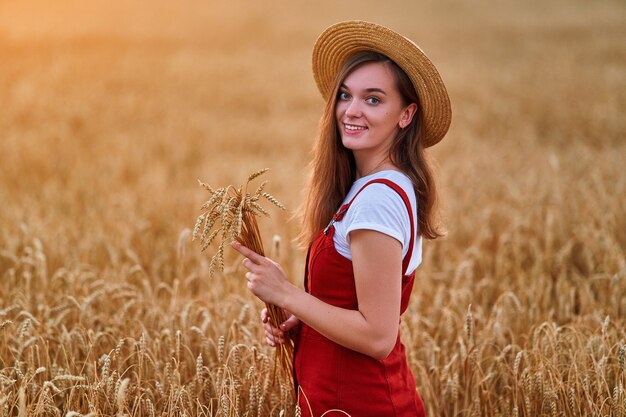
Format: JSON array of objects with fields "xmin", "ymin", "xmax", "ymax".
[{"xmin": 312, "ymin": 20, "xmax": 451, "ymax": 147}]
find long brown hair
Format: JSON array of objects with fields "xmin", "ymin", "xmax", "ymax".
[{"xmin": 298, "ymin": 51, "xmax": 443, "ymax": 246}]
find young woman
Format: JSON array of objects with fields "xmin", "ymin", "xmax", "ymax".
[{"xmin": 232, "ymin": 20, "xmax": 451, "ymax": 416}]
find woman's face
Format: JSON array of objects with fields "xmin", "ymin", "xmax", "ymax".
[{"xmin": 335, "ymin": 61, "xmax": 416, "ymax": 159}]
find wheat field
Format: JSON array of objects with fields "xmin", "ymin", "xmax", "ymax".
[{"xmin": 0, "ymin": 0, "xmax": 625, "ymax": 416}]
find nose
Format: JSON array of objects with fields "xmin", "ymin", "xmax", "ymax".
[{"xmin": 344, "ymin": 99, "xmax": 362, "ymax": 118}]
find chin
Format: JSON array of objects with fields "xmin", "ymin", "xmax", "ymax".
[{"xmin": 341, "ymin": 137, "xmax": 363, "ymax": 151}]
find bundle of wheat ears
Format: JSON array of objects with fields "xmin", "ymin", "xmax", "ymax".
[{"xmin": 192, "ymin": 169, "xmax": 293, "ymax": 382}]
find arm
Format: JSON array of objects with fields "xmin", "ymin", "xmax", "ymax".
[{"xmin": 232, "ymin": 229, "xmax": 402, "ymax": 360}]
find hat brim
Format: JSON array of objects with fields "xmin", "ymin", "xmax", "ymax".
[{"xmin": 312, "ymin": 20, "xmax": 451, "ymax": 147}]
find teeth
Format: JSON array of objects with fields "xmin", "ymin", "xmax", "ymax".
[{"xmin": 345, "ymin": 124, "xmax": 366, "ymax": 131}]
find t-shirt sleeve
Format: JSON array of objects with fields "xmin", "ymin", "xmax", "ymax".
[{"xmin": 343, "ymin": 183, "xmax": 410, "ymax": 249}]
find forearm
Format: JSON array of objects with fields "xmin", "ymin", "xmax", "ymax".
[
  {"xmin": 230, "ymin": 236, "xmax": 401, "ymax": 360},
  {"xmin": 282, "ymin": 285, "xmax": 397, "ymax": 360}
]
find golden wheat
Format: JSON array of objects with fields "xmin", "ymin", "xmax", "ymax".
[{"xmin": 192, "ymin": 169, "xmax": 293, "ymax": 389}]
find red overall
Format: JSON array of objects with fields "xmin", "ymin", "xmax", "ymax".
[{"xmin": 294, "ymin": 179, "xmax": 426, "ymax": 417}]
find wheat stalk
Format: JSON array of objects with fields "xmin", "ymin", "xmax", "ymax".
[{"xmin": 193, "ymin": 169, "xmax": 293, "ymax": 385}]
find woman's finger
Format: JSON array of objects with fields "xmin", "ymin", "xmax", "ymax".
[
  {"xmin": 266, "ymin": 334, "xmax": 284, "ymax": 345},
  {"xmin": 242, "ymin": 257, "xmax": 263, "ymax": 273},
  {"xmin": 231, "ymin": 241, "xmax": 266, "ymax": 265},
  {"xmin": 280, "ymin": 315, "xmax": 300, "ymax": 332},
  {"xmin": 264, "ymin": 326, "xmax": 283, "ymax": 338},
  {"xmin": 266, "ymin": 329, "xmax": 282, "ymax": 341},
  {"xmin": 263, "ymin": 322, "xmax": 276, "ymax": 335}
]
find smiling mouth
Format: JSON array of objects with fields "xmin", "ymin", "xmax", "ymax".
[{"xmin": 344, "ymin": 123, "xmax": 367, "ymax": 131}]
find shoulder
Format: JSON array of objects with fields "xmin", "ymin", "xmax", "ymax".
[
  {"xmin": 349, "ymin": 183, "xmax": 410, "ymax": 221},
  {"xmin": 345, "ymin": 172, "xmax": 415, "ymax": 233},
  {"xmin": 351, "ymin": 171, "xmax": 415, "ymax": 210}
]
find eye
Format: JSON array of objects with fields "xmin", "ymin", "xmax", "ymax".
[
  {"xmin": 366, "ymin": 97, "xmax": 380, "ymax": 105},
  {"xmin": 338, "ymin": 91, "xmax": 351, "ymax": 101}
]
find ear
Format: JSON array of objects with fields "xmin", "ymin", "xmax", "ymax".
[{"xmin": 399, "ymin": 103, "xmax": 418, "ymax": 128}]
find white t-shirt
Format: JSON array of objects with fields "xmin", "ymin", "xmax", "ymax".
[{"xmin": 332, "ymin": 170, "xmax": 422, "ymax": 275}]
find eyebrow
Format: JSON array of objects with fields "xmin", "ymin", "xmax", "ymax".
[{"xmin": 340, "ymin": 83, "xmax": 387, "ymax": 95}]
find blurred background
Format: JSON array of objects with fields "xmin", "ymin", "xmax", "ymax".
[{"xmin": 1, "ymin": 1, "xmax": 624, "ymax": 268}]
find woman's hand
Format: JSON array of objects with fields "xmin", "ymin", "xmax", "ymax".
[
  {"xmin": 261, "ymin": 307, "xmax": 300, "ymax": 347},
  {"xmin": 230, "ymin": 241, "xmax": 295, "ymax": 308}
]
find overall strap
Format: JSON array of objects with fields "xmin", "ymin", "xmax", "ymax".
[{"xmin": 325, "ymin": 179, "xmax": 415, "ymax": 276}]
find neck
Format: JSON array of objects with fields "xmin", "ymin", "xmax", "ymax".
[{"xmin": 355, "ymin": 155, "xmax": 396, "ymax": 179}]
